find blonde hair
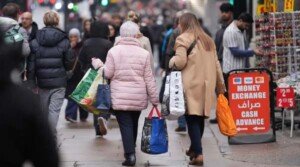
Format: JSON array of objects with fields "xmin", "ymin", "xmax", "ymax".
[
  {"xmin": 43, "ymin": 11, "xmax": 59, "ymax": 27},
  {"xmin": 179, "ymin": 13, "xmax": 214, "ymax": 51}
]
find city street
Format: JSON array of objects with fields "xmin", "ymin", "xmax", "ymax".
[{"xmin": 57, "ymin": 103, "xmax": 300, "ymax": 167}]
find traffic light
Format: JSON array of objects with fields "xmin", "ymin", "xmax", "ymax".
[
  {"xmin": 38, "ymin": 0, "xmax": 57, "ymax": 6},
  {"xmin": 229, "ymin": 0, "xmax": 234, "ymax": 5},
  {"xmin": 98, "ymin": 0, "xmax": 109, "ymax": 7}
]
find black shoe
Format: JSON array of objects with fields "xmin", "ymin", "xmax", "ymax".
[
  {"xmin": 209, "ymin": 118, "xmax": 218, "ymax": 124},
  {"xmin": 122, "ymin": 153, "xmax": 136, "ymax": 166},
  {"xmin": 175, "ymin": 127, "xmax": 187, "ymax": 132}
]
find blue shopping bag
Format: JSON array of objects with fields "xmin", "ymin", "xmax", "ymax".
[
  {"xmin": 93, "ymin": 69, "xmax": 111, "ymax": 112},
  {"xmin": 141, "ymin": 106, "xmax": 168, "ymax": 154}
]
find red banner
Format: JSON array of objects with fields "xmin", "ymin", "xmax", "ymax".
[
  {"xmin": 228, "ymin": 71, "xmax": 270, "ymax": 134},
  {"xmin": 276, "ymin": 87, "xmax": 295, "ymax": 108}
]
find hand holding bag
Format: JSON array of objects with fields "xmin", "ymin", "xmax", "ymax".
[
  {"xmin": 216, "ymin": 94, "xmax": 237, "ymax": 137},
  {"xmin": 141, "ymin": 106, "xmax": 168, "ymax": 154}
]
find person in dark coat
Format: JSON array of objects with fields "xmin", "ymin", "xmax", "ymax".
[
  {"xmin": 28, "ymin": 11, "xmax": 73, "ymax": 135},
  {"xmin": 209, "ymin": 3, "xmax": 234, "ymax": 124},
  {"xmin": 65, "ymin": 28, "xmax": 88, "ymax": 123},
  {"xmin": 0, "ymin": 29, "xmax": 59, "ymax": 167},
  {"xmin": 79, "ymin": 21, "xmax": 113, "ymax": 137}
]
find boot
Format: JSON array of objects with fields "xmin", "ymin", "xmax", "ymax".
[
  {"xmin": 122, "ymin": 153, "xmax": 136, "ymax": 166},
  {"xmin": 186, "ymin": 149, "xmax": 196, "ymax": 161},
  {"xmin": 189, "ymin": 155, "xmax": 204, "ymax": 166}
]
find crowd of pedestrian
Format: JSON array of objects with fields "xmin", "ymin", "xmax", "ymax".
[{"xmin": 0, "ymin": 2, "xmax": 261, "ymax": 167}]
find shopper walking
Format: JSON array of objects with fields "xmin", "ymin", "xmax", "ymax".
[
  {"xmin": 28, "ymin": 11, "xmax": 73, "ymax": 135},
  {"xmin": 92, "ymin": 21, "xmax": 159, "ymax": 166},
  {"xmin": 169, "ymin": 13, "xmax": 225, "ymax": 166},
  {"xmin": 79, "ymin": 21, "xmax": 113, "ymax": 136},
  {"xmin": 65, "ymin": 28, "xmax": 88, "ymax": 123}
]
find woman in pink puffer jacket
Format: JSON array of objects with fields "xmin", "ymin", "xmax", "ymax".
[{"xmin": 92, "ymin": 21, "xmax": 159, "ymax": 166}]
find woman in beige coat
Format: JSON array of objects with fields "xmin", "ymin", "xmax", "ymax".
[{"xmin": 169, "ymin": 13, "xmax": 225, "ymax": 166}]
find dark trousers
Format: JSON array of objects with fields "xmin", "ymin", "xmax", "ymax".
[
  {"xmin": 65, "ymin": 100, "xmax": 88, "ymax": 120},
  {"xmin": 93, "ymin": 113, "xmax": 111, "ymax": 135},
  {"xmin": 115, "ymin": 111, "xmax": 141, "ymax": 154},
  {"xmin": 185, "ymin": 115, "xmax": 205, "ymax": 156}
]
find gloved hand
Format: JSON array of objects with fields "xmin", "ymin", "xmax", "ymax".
[{"xmin": 91, "ymin": 58, "xmax": 103, "ymax": 69}]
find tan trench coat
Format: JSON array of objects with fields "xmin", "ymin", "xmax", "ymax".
[{"xmin": 169, "ymin": 32, "xmax": 225, "ymax": 118}]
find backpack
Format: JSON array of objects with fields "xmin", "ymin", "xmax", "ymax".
[
  {"xmin": 4, "ymin": 25, "xmax": 26, "ymax": 74},
  {"xmin": 4, "ymin": 25, "xmax": 24, "ymax": 45}
]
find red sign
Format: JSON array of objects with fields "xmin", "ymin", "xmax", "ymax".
[
  {"xmin": 228, "ymin": 71, "xmax": 270, "ymax": 134},
  {"xmin": 276, "ymin": 87, "xmax": 295, "ymax": 108}
]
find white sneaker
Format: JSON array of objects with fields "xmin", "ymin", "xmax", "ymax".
[{"xmin": 98, "ymin": 117, "xmax": 108, "ymax": 136}]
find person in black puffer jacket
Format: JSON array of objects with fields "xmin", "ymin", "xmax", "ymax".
[
  {"xmin": 28, "ymin": 11, "xmax": 73, "ymax": 135},
  {"xmin": 79, "ymin": 21, "xmax": 113, "ymax": 137}
]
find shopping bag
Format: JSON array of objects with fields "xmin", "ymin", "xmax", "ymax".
[
  {"xmin": 141, "ymin": 106, "xmax": 168, "ymax": 154},
  {"xmin": 93, "ymin": 69, "xmax": 111, "ymax": 112},
  {"xmin": 69, "ymin": 68, "xmax": 104, "ymax": 115},
  {"xmin": 216, "ymin": 94, "xmax": 237, "ymax": 137},
  {"xmin": 161, "ymin": 75, "xmax": 170, "ymax": 117},
  {"xmin": 169, "ymin": 71, "xmax": 185, "ymax": 117}
]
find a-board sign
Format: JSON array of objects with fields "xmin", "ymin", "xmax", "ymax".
[
  {"xmin": 276, "ymin": 87, "xmax": 295, "ymax": 108},
  {"xmin": 228, "ymin": 71, "xmax": 270, "ymax": 134}
]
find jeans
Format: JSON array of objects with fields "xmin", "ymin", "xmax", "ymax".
[
  {"xmin": 178, "ymin": 115, "xmax": 186, "ymax": 128},
  {"xmin": 185, "ymin": 115, "xmax": 205, "ymax": 156},
  {"xmin": 93, "ymin": 113, "xmax": 111, "ymax": 135},
  {"xmin": 65, "ymin": 99, "xmax": 88, "ymax": 120},
  {"xmin": 39, "ymin": 88, "xmax": 65, "ymax": 135},
  {"xmin": 114, "ymin": 111, "xmax": 141, "ymax": 154}
]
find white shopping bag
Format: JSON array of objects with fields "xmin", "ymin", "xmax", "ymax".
[
  {"xmin": 161, "ymin": 75, "xmax": 170, "ymax": 116},
  {"xmin": 169, "ymin": 71, "xmax": 185, "ymax": 118}
]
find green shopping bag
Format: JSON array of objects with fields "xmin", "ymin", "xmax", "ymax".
[{"xmin": 69, "ymin": 68, "xmax": 105, "ymax": 115}]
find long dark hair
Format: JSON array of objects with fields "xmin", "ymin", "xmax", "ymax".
[{"xmin": 90, "ymin": 21, "xmax": 109, "ymax": 39}]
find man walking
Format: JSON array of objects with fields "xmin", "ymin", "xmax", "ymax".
[{"xmin": 210, "ymin": 3, "xmax": 234, "ymax": 124}]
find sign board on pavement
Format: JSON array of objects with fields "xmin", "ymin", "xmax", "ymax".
[{"xmin": 276, "ymin": 87, "xmax": 295, "ymax": 108}]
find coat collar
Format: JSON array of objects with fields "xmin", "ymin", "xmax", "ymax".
[{"xmin": 115, "ymin": 37, "xmax": 142, "ymax": 47}]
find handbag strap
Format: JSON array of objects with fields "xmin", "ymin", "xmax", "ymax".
[
  {"xmin": 170, "ymin": 39, "xmax": 197, "ymax": 72},
  {"xmin": 148, "ymin": 106, "xmax": 161, "ymax": 119},
  {"xmin": 71, "ymin": 53, "xmax": 79, "ymax": 72},
  {"xmin": 187, "ymin": 39, "xmax": 197, "ymax": 57}
]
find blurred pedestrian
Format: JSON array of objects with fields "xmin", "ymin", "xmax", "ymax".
[
  {"xmin": 0, "ymin": 3, "xmax": 30, "ymax": 79},
  {"xmin": 165, "ymin": 11, "xmax": 187, "ymax": 133},
  {"xmin": 92, "ymin": 21, "xmax": 159, "ymax": 166},
  {"xmin": 111, "ymin": 14, "xmax": 123, "ymax": 36},
  {"xmin": 210, "ymin": 3, "xmax": 234, "ymax": 124},
  {"xmin": 27, "ymin": 11, "xmax": 74, "ymax": 135},
  {"xmin": 108, "ymin": 24, "xmax": 116, "ymax": 43},
  {"xmin": 115, "ymin": 11, "xmax": 154, "ymax": 73},
  {"xmin": 222, "ymin": 12, "xmax": 263, "ymax": 74},
  {"xmin": 82, "ymin": 19, "xmax": 91, "ymax": 41},
  {"xmin": 198, "ymin": 18, "xmax": 211, "ymax": 37},
  {"xmin": 79, "ymin": 21, "xmax": 113, "ymax": 137},
  {"xmin": 168, "ymin": 13, "xmax": 225, "ymax": 166},
  {"xmin": 65, "ymin": 28, "xmax": 88, "ymax": 123},
  {"xmin": 20, "ymin": 12, "xmax": 38, "ymax": 42},
  {"xmin": 19, "ymin": 12, "xmax": 38, "ymax": 83},
  {"xmin": 0, "ymin": 28, "xmax": 59, "ymax": 167}
]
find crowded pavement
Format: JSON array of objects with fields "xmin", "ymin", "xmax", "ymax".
[{"xmin": 0, "ymin": 0, "xmax": 300, "ymax": 167}]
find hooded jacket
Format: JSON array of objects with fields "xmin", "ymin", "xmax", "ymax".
[
  {"xmin": 28, "ymin": 27, "xmax": 73, "ymax": 89},
  {"xmin": 0, "ymin": 17, "xmax": 30, "ymax": 57},
  {"xmin": 104, "ymin": 37, "xmax": 159, "ymax": 111}
]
